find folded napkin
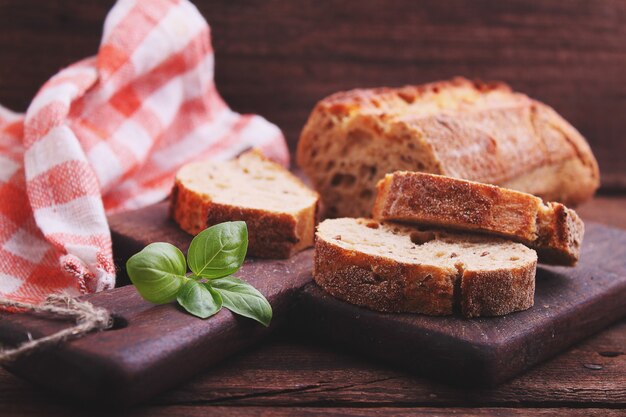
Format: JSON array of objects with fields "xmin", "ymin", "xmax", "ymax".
[{"xmin": 0, "ymin": 0, "xmax": 289, "ymax": 304}]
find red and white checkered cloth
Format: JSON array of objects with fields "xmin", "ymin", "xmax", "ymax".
[{"xmin": 0, "ymin": 0, "xmax": 289, "ymax": 305}]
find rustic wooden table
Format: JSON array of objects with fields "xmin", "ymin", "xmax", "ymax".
[
  {"xmin": 1, "ymin": 196, "xmax": 624, "ymax": 416},
  {"xmin": 1, "ymin": 1, "xmax": 625, "ymax": 415}
]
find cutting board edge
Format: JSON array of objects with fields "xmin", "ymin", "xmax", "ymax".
[{"xmin": 295, "ymin": 278, "xmax": 626, "ymax": 387}]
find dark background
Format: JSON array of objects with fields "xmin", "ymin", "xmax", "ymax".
[{"xmin": 1, "ymin": 0, "xmax": 625, "ymax": 190}]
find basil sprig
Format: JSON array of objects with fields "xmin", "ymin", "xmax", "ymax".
[{"xmin": 126, "ymin": 221, "xmax": 272, "ymax": 326}]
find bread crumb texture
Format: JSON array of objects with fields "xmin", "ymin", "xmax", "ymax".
[
  {"xmin": 373, "ymin": 171, "xmax": 584, "ymax": 265},
  {"xmin": 171, "ymin": 149, "xmax": 319, "ymax": 258},
  {"xmin": 314, "ymin": 218, "xmax": 537, "ymax": 318},
  {"xmin": 297, "ymin": 77, "xmax": 599, "ymax": 218}
]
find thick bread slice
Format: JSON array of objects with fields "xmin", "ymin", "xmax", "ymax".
[
  {"xmin": 171, "ymin": 150, "xmax": 319, "ymax": 259},
  {"xmin": 373, "ymin": 172, "xmax": 584, "ymax": 266},
  {"xmin": 297, "ymin": 77, "xmax": 600, "ymax": 218},
  {"xmin": 314, "ymin": 218, "xmax": 537, "ymax": 318}
]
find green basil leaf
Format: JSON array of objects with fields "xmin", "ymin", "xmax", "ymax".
[
  {"xmin": 176, "ymin": 280, "xmax": 223, "ymax": 319},
  {"xmin": 187, "ymin": 221, "xmax": 248, "ymax": 279},
  {"xmin": 210, "ymin": 276, "xmax": 272, "ymax": 326},
  {"xmin": 126, "ymin": 242, "xmax": 188, "ymax": 304}
]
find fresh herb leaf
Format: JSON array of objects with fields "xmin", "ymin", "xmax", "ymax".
[
  {"xmin": 126, "ymin": 242, "xmax": 188, "ymax": 304},
  {"xmin": 187, "ymin": 221, "xmax": 248, "ymax": 279},
  {"xmin": 210, "ymin": 276, "xmax": 272, "ymax": 326},
  {"xmin": 176, "ymin": 280, "xmax": 223, "ymax": 319},
  {"xmin": 127, "ymin": 221, "xmax": 271, "ymax": 325}
]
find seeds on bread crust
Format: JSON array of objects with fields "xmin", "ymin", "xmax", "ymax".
[{"xmin": 314, "ymin": 218, "xmax": 537, "ymax": 318}]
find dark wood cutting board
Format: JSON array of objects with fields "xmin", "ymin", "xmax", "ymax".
[
  {"xmin": 296, "ymin": 222, "xmax": 626, "ymax": 386},
  {"xmin": 1, "ymin": 202, "xmax": 625, "ymax": 405},
  {"xmin": 0, "ymin": 202, "xmax": 313, "ymax": 406}
]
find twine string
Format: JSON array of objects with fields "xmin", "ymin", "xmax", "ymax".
[{"xmin": 0, "ymin": 295, "xmax": 112, "ymax": 364}]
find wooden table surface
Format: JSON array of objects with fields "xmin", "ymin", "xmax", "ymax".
[
  {"xmin": 1, "ymin": 2, "xmax": 625, "ymax": 415},
  {"xmin": 1, "ymin": 196, "xmax": 625, "ymax": 416}
]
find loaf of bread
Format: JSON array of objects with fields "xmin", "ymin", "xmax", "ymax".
[
  {"xmin": 297, "ymin": 77, "xmax": 600, "ymax": 218},
  {"xmin": 314, "ymin": 218, "xmax": 537, "ymax": 318},
  {"xmin": 171, "ymin": 150, "xmax": 319, "ymax": 258},
  {"xmin": 373, "ymin": 172, "xmax": 584, "ymax": 266}
]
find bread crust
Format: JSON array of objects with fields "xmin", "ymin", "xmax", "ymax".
[
  {"xmin": 314, "ymin": 236, "xmax": 456, "ymax": 315},
  {"xmin": 313, "ymin": 219, "xmax": 537, "ymax": 318},
  {"xmin": 171, "ymin": 151, "xmax": 319, "ymax": 259},
  {"xmin": 297, "ymin": 77, "xmax": 600, "ymax": 218},
  {"xmin": 373, "ymin": 172, "xmax": 584, "ymax": 265},
  {"xmin": 461, "ymin": 265, "xmax": 535, "ymax": 318}
]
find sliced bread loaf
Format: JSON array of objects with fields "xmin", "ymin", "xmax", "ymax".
[
  {"xmin": 373, "ymin": 171, "xmax": 584, "ymax": 266},
  {"xmin": 171, "ymin": 149, "xmax": 319, "ymax": 259},
  {"xmin": 297, "ymin": 77, "xmax": 599, "ymax": 218},
  {"xmin": 314, "ymin": 218, "xmax": 537, "ymax": 318}
]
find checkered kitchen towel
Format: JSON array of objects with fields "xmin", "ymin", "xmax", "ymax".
[{"xmin": 0, "ymin": 0, "xmax": 289, "ymax": 305}]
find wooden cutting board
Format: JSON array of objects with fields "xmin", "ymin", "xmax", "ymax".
[
  {"xmin": 1, "ymin": 201, "xmax": 625, "ymax": 405},
  {"xmin": 296, "ymin": 222, "xmax": 626, "ymax": 386},
  {"xmin": 0, "ymin": 202, "xmax": 313, "ymax": 406}
]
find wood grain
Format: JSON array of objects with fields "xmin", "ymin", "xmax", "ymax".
[
  {"xmin": 149, "ymin": 320, "xmax": 626, "ymax": 408},
  {"xmin": 0, "ymin": 202, "xmax": 313, "ymax": 406},
  {"xmin": 1, "ymin": 0, "xmax": 625, "ymax": 188},
  {"xmin": 1, "ymin": 406, "xmax": 624, "ymax": 417},
  {"xmin": 2, "ymin": 200, "xmax": 624, "ymax": 409},
  {"xmin": 298, "ymin": 223, "xmax": 626, "ymax": 386},
  {"xmin": 1, "ymin": 319, "xmax": 624, "ymax": 414},
  {"xmin": 1, "ymin": 2, "xmax": 625, "ymax": 414},
  {"xmin": 115, "ymin": 408, "xmax": 626, "ymax": 417}
]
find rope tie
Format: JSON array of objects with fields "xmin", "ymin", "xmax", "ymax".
[{"xmin": 0, "ymin": 294, "xmax": 112, "ymax": 364}]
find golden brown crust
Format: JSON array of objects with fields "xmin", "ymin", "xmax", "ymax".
[
  {"xmin": 319, "ymin": 77, "xmax": 512, "ymax": 112},
  {"xmin": 172, "ymin": 179, "xmax": 317, "ymax": 258},
  {"xmin": 171, "ymin": 151, "xmax": 319, "ymax": 259},
  {"xmin": 297, "ymin": 77, "xmax": 600, "ymax": 218},
  {"xmin": 313, "ymin": 218, "xmax": 537, "ymax": 318},
  {"xmin": 534, "ymin": 202, "xmax": 584, "ymax": 265},
  {"xmin": 374, "ymin": 171, "xmax": 539, "ymax": 240},
  {"xmin": 313, "ymin": 236, "xmax": 456, "ymax": 315},
  {"xmin": 461, "ymin": 264, "xmax": 535, "ymax": 318},
  {"xmin": 373, "ymin": 172, "xmax": 583, "ymax": 265}
]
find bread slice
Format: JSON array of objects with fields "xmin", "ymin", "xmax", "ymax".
[
  {"xmin": 297, "ymin": 77, "xmax": 599, "ymax": 218},
  {"xmin": 373, "ymin": 171, "xmax": 584, "ymax": 266},
  {"xmin": 314, "ymin": 218, "xmax": 537, "ymax": 318},
  {"xmin": 171, "ymin": 149, "xmax": 319, "ymax": 258}
]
